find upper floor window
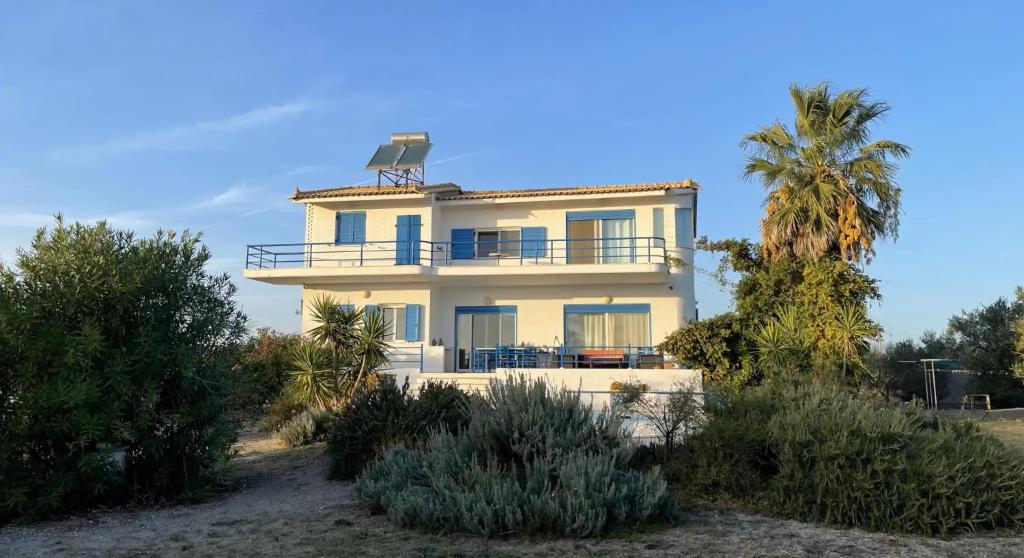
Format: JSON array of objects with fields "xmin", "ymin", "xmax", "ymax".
[
  {"xmin": 476, "ymin": 228, "xmax": 521, "ymax": 258},
  {"xmin": 335, "ymin": 212, "xmax": 366, "ymax": 245}
]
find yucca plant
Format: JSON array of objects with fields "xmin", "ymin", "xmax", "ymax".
[{"xmin": 287, "ymin": 340, "xmax": 337, "ymax": 409}]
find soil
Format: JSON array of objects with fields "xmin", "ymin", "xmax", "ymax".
[{"xmin": 2, "ymin": 436, "xmax": 1023, "ymax": 557}]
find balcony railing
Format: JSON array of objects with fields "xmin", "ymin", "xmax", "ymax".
[
  {"xmin": 469, "ymin": 345, "xmax": 667, "ymax": 371},
  {"xmin": 245, "ymin": 237, "xmax": 667, "ymax": 269}
]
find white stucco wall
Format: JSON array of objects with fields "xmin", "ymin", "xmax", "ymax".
[{"xmin": 289, "ymin": 188, "xmax": 698, "ymax": 372}]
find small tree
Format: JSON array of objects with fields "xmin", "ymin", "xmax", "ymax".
[
  {"xmin": 0, "ymin": 217, "xmax": 246, "ymax": 522},
  {"xmin": 616, "ymin": 381, "xmax": 704, "ymax": 460}
]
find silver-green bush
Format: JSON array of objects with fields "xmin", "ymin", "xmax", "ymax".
[
  {"xmin": 356, "ymin": 377, "xmax": 676, "ymax": 537},
  {"xmin": 683, "ymin": 383, "xmax": 1024, "ymax": 536},
  {"xmin": 276, "ymin": 408, "xmax": 332, "ymax": 448}
]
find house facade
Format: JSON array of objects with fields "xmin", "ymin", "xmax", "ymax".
[{"xmin": 244, "ymin": 137, "xmax": 701, "ymax": 395}]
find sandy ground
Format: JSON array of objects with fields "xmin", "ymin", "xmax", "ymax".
[{"xmin": 3, "ymin": 439, "xmax": 1024, "ymax": 557}]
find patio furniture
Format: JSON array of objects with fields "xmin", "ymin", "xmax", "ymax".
[{"xmin": 579, "ymin": 349, "xmax": 627, "ymax": 368}]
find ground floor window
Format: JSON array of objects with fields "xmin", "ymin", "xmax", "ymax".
[
  {"xmin": 456, "ymin": 306, "xmax": 517, "ymax": 370},
  {"xmin": 564, "ymin": 304, "xmax": 650, "ymax": 349},
  {"xmin": 380, "ymin": 305, "xmax": 406, "ymax": 341}
]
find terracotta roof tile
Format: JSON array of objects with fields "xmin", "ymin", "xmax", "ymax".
[
  {"xmin": 291, "ymin": 180, "xmax": 698, "ymax": 201},
  {"xmin": 437, "ymin": 180, "xmax": 699, "ymax": 200}
]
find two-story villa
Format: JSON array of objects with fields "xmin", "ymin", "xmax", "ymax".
[{"xmin": 244, "ymin": 132, "xmax": 701, "ymax": 394}]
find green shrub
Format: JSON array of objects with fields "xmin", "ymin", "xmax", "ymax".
[
  {"xmin": 0, "ymin": 219, "xmax": 246, "ymax": 522},
  {"xmin": 356, "ymin": 377, "xmax": 676, "ymax": 537},
  {"xmin": 682, "ymin": 383, "xmax": 1024, "ymax": 536},
  {"xmin": 276, "ymin": 408, "xmax": 333, "ymax": 448},
  {"xmin": 327, "ymin": 376, "xmax": 469, "ymax": 480}
]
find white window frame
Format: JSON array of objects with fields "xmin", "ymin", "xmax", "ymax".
[
  {"xmin": 379, "ymin": 304, "xmax": 406, "ymax": 342},
  {"xmin": 475, "ymin": 227, "xmax": 522, "ymax": 258}
]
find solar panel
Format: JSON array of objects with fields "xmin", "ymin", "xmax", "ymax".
[
  {"xmin": 394, "ymin": 143, "xmax": 432, "ymax": 169},
  {"xmin": 366, "ymin": 144, "xmax": 405, "ymax": 170}
]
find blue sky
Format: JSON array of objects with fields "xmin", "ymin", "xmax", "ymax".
[{"xmin": 1, "ymin": 1, "xmax": 1021, "ymax": 343}]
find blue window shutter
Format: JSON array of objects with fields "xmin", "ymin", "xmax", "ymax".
[
  {"xmin": 405, "ymin": 304, "xmax": 421, "ymax": 342},
  {"xmin": 521, "ymin": 227, "xmax": 547, "ymax": 258},
  {"xmin": 451, "ymin": 228, "xmax": 475, "ymax": 259},
  {"xmin": 335, "ymin": 212, "xmax": 366, "ymax": 244},
  {"xmin": 396, "ymin": 215, "xmax": 421, "ymax": 265},
  {"xmin": 352, "ymin": 212, "xmax": 366, "ymax": 244},
  {"xmin": 339, "ymin": 304, "xmax": 355, "ymax": 312},
  {"xmin": 675, "ymin": 208, "xmax": 693, "ymax": 248},
  {"xmin": 364, "ymin": 304, "xmax": 378, "ymax": 319}
]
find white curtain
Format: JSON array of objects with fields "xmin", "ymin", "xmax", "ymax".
[
  {"xmin": 609, "ymin": 313, "xmax": 649, "ymax": 347},
  {"xmin": 602, "ymin": 219, "xmax": 632, "ymax": 263}
]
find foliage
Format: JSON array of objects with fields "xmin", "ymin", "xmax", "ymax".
[
  {"xmin": 305, "ymin": 296, "xmax": 392, "ymax": 397},
  {"xmin": 863, "ymin": 335, "xmax": 955, "ymax": 401},
  {"xmin": 233, "ymin": 329, "xmax": 301, "ymax": 415},
  {"xmin": 327, "ymin": 376, "xmax": 470, "ymax": 480},
  {"xmin": 615, "ymin": 381, "xmax": 704, "ymax": 460},
  {"xmin": 0, "ymin": 218, "xmax": 247, "ymax": 522},
  {"xmin": 287, "ymin": 339, "xmax": 337, "ymax": 410},
  {"xmin": 356, "ymin": 377, "xmax": 676, "ymax": 537},
  {"xmin": 680, "ymin": 383, "xmax": 1024, "ymax": 536},
  {"xmin": 276, "ymin": 408, "xmax": 333, "ymax": 448},
  {"xmin": 657, "ymin": 313, "xmax": 754, "ymax": 391},
  {"xmin": 661, "ymin": 237, "xmax": 881, "ymax": 387},
  {"xmin": 1015, "ymin": 287, "xmax": 1024, "ymax": 378},
  {"xmin": 743, "ymin": 82, "xmax": 909, "ymax": 263}
]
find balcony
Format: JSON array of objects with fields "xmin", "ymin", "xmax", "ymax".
[
  {"xmin": 468, "ymin": 345, "xmax": 671, "ymax": 372},
  {"xmin": 243, "ymin": 237, "xmax": 671, "ymax": 286}
]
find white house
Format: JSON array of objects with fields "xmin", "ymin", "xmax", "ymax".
[{"xmin": 244, "ymin": 132, "xmax": 701, "ymax": 398}]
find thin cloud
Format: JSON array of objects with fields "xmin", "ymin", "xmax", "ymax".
[
  {"xmin": 195, "ymin": 182, "xmax": 264, "ymax": 209},
  {"xmin": 53, "ymin": 97, "xmax": 324, "ymax": 162},
  {"xmin": 0, "ymin": 212, "xmax": 54, "ymax": 228},
  {"xmin": 428, "ymin": 151, "xmax": 485, "ymax": 167},
  {"xmin": 283, "ymin": 164, "xmax": 329, "ymax": 177}
]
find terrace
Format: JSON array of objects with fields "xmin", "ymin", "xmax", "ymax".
[{"xmin": 245, "ymin": 237, "xmax": 669, "ymax": 269}]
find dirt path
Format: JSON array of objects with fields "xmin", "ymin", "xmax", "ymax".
[{"xmin": 3, "ymin": 443, "xmax": 1023, "ymax": 557}]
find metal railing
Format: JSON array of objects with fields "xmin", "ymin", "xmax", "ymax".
[
  {"xmin": 385, "ymin": 344, "xmax": 424, "ymax": 372},
  {"xmin": 468, "ymin": 345, "xmax": 665, "ymax": 372},
  {"xmin": 245, "ymin": 237, "xmax": 667, "ymax": 269}
]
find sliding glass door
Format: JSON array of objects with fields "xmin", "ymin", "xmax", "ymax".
[
  {"xmin": 455, "ymin": 307, "xmax": 516, "ymax": 371},
  {"xmin": 566, "ymin": 211, "xmax": 635, "ymax": 264}
]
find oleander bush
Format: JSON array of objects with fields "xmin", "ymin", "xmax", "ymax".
[
  {"xmin": 0, "ymin": 219, "xmax": 246, "ymax": 523},
  {"xmin": 681, "ymin": 382, "xmax": 1024, "ymax": 536},
  {"xmin": 355, "ymin": 377, "xmax": 677, "ymax": 537},
  {"xmin": 233, "ymin": 328, "xmax": 302, "ymax": 417},
  {"xmin": 327, "ymin": 376, "xmax": 470, "ymax": 480}
]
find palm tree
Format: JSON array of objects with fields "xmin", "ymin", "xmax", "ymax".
[
  {"xmin": 830, "ymin": 303, "xmax": 880, "ymax": 378},
  {"xmin": 743, "ymin": 82, "xmax": 910, "ymax": 263}
]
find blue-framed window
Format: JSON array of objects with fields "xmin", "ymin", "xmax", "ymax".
[
  {"xmin": 363, "ymin": 303, "xmax": 422, "ymax": 342},
  {"xmin": 564, "ymin": 303, "xmax": 651, "ymax": 349},
  {"xmin": 565, "ymin": 210, "xmax": 636, "ymax": 264},
  {"xmin": 455, "ymin": 306, "xmax": 517, "ymax": 370}
]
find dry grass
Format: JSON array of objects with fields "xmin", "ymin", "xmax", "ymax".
[
  {"xmin": 978, "ymin": 419, "xmax": 1024, "ymax": 453},
  {"xmin": 3, "ymin": 438, "xmax": 1024, "ymax": 557}
]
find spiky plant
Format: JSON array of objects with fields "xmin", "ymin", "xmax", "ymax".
[
  {"xmin": 743, "ymin": 82, "xmax": 909, "ymax": 263},
  {"xmin": 287, "ymin": 340, "xmax": 337, "ymax": 409},
  {"xmin": 829, "ymin": 302, "xmax": 880, "ymax": 378},
  {"xmin": 350, "ymin": 308, "xmax": 393, "ymax": 394}
]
